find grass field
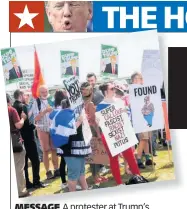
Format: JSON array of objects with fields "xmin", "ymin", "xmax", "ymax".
[{"xmin": 28, "ymin": 145, "xmax": 175, "ymax": 197}]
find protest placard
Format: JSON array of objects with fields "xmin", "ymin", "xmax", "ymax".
[
  {"xmin": 85, "ymin": 137, "xmax": 109, "ymax": 165},
  {"xmin": 101, "ymin": 44, "xmax": 118, "ymax": 78},
  {"xmin": 63, "ymin": 76, "xmax": 83, "ymax": 119},
  {"xmin": 96, "ymin": 103, "xmax": 138, "ymax": 157},
  {"xmin": 82, "ymin": 109, "xmax": 92, "ymax": 145},
  {"xmin": 1, "ymin": 48, "xmax": 23, "ymax": 85},
  {"xmin": 141, "ymin": 49, "xmax": 163, "ymax": 87},
  {"xmin": 60, "ymin": 51, "xmax": 79, "ymax": 78},
  {"xmin": 18, "ymin": 69, "xmax": 34, "ymax": 90},
  {"xmin": 129, "ymin": 84, "xmax": 164, "ymax": 133}
]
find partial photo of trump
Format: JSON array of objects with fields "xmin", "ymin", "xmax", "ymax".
[
  {"xmin": 65, "ymin": 58, "xmax": 79, "ymax": 76},
  {"xmin": 104, "ymin": 55, "xmax": 118, "ymax": 75},
  {"xmin": 9, "ymin": 57, "xmax": 23, "ymax": 80},
  {"xmin": 45, "ymin": 1, "xmax": 93, "ymax": 32}
]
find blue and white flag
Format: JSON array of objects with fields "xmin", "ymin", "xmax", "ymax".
[{"xmin": 49, "ymin": 109, "xmax": 77, "ymax": 148}]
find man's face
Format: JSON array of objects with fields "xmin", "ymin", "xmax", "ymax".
[
  {"xmin": 87, "ymin": 76, "xmax": 96, "ymax": 87},
  {"xmin": 110, "ymin": 56, "xmax": 116, "ymax": 65},
  {"xmin": 13, "ymin": 63, "xmax": 18, "ymax": 69},
  {"xmin": 24, "ymin": 94, "xmax": 30, "ymax": 104},
  {"xmin": 20, "ymin": 93, "xmax": 26, "ymax": 103},
  {"xmin": 132, "ymin": 75, "xmax": 143, "ymax": 85},
  {"xmin": 40, "ymin": 87, "xmax": 48, "ymax": 100},
  {"xmin": 107, "ymin": 83, "xmax": 115, "ymax": 97},
  {"xmin": 71, "ymin": 59, "xmax": 77, "ymax": 68},
  {"xmin": 81, "ymin": 87, "xmax": 91, "ymax": 97},
  {"xmin": 46, "ymin": 1, "xmax": 92, "ymax": 32}
]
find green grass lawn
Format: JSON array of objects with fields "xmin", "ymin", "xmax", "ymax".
[{"xmin": 28, "ymin": 145, "xmax": 175, "ymax": 196}]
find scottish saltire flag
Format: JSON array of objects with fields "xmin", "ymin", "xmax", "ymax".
[
  {"xmin": 96, "ymin": 102, "xmax": 111, "ymax": 112},
  {"xmin": 49, "ymin": 109, "xmax": 77, "ymax": 148}
]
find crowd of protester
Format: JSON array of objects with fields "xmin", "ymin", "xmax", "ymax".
[{"xmin": 8, "ymin": 72, "xmax": 168, "ymax": 198}]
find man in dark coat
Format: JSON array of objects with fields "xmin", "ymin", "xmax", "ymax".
[
  {"xmin": 104, "ymin": 55, "xmax": 118, "ymax": 75},
  {"xmin": 9, "ymin": 58, "xmax": 23, "ymax": 80},
  {"xmin": 65, "ymin": 59, "xmax": 79, "ymax": 76}
]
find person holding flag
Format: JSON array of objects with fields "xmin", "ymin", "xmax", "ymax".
[{"xmin": 31, "ymin": 47, "xmax": 59, "ymax": 180}]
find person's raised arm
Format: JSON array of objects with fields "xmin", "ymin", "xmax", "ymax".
[
  {"xmin": 76, "ymin": 114, "xmax": 83, "ymax": 128},
  {"xmin": 33, "ymin": 101, "xmax": 52, "ymax": 122}
]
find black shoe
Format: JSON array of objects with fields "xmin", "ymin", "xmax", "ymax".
[
  {"xmin": 26, "ymin": 182, "xmax": 33, "ymax": 189},
  {"xmin": 54, "ymin": 169, "xmax": 60, "ymax": 178},
  {"xmin": 163, "ymin": 141, "xmax": 167, "ymax": 147},
  {"xmin": 19, "ymin": 191, "xmax": 31, "ymax": 198},
  {"xmin": 46, "ymin": 170, "xmax": 53, "ymax": 180},
  {"xmin": 138, "ymin": 162, "xmax": 146, "ymax": 169},
  {"xmin": 153, "ymin": 153, "xmax": 158, "ymax": 157},
  {"xmin": 33, "ymin": 182, "xmax": 48, "ymax": 189},
  {"xmin": 146, "ymin": 159, "xmax": 156, "ymax": 166}
]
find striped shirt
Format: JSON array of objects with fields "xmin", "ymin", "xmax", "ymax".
[{"xmin": 32, "ymin": 99, "xmax": 51, "ymax": 132}]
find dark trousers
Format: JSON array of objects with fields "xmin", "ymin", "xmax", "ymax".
[
  {"xmin": 23, "ymin": 133, "xmax": 40, "ymax": 185},
  {"xmin": 60, "ymin": 156, "xmax": 66, "ymax": 184}
]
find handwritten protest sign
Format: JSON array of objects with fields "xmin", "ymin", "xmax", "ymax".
[
  {"xmin": 85, "ymin": 137, "xmax": 109, "ymax": 165},
  {"xmin": 82, "ymin": 109, "xmax": 92, "ymax": 145},
  {"xmin": 18, "ymin": 69, "xmax": 34, "ymax": 90},
  {"xmin": 1, "ymin": 48, "xmax": 23, "ymax": 85},
  {"xmin": 141, "ymin": 49, "xmax": 163, "ymax": 88},
  {"xmin": 129, "ymin": 84, "xmax": 164, "ymax": 133},
  {"xmin": 63, "ymin": 76, "xmax": 83, "ymax": 119},
  {"xmin": 101, "ymin": 44, "xmax": 118, "ymax": 78},
  {"xmin": 60, "ymin": 51, "xmax": 79, "ymax": 78},
  {"xmin": 96, "ymin": 103, "xmax": 138, "ymax": 157}
]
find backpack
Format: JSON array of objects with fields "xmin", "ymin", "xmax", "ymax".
[
  {"xmin": 36, "ymin": 98, "xmax": 41, "ymax": 112},
  {"xmin": 125, "ymin": 175, "xmax": 149, "ymax": 185}
]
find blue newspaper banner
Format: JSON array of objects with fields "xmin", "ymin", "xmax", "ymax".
[{"xmin": 93, "ymin": 1, "xmax": 187, "ymax": 32}]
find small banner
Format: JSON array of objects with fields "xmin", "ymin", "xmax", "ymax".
[
  {"xmin": 1, "ymin": 48, "xmax": 23, "ymax": 85},
  {"xmin": 101, "ymin": 44, "xmax": 118, "ymax": 79},
  {"xmin": 61, "ymin": 51, "xmax": 79, "ymax": 78}
]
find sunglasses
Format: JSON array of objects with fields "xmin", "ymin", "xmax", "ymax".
[{"xmin": 108, "ymin": 87, "xmax": 114, "ymax": 91}]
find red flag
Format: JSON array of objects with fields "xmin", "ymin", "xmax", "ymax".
[
  {"xmin": 31, "ymin": 47, "xmax": 45, "ymax": 99},
  {"xmin": 9, "ymin": 1, "xmax": 44, "ymax": 32}
]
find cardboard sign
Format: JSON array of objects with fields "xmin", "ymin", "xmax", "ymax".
[
  {"xmin": 63, "ymin": 76, "xmax": 83, "ymax": 118},
  {"xmin": 82, "ymin": 109, "xmax": 92, "ymax": 145},
  {"xmin": 129, "ymin": 84, "xmax": 164, "ymax": 133},
  {"xmin": 85, "ymin": 137, "xmax": 109, "ymax": 165},
  {"xmin": 96, "ymin": 102, "xmax": 138, "ymax": 157}
]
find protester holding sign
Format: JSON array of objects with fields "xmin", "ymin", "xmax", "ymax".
[
  {"xmin": 58, "ymin": 98, "xmax": 92, "ymax": 192},
  {"xmin": 63, "ymin": 76, "xmax": 84, "ymax": 119},
  {"xmin": 130, "ymin": 72, "xmax": 155, "ymax": 169},
  {"xmin": 50, "ymin": 90, "xmax": 68, "ymax": 189},
  {"xmin": 96, "ymin": 82, "xmax": 140, "ymax": 185},
  {"xmin": 81, "ymin": 82, "xmax": 108, "ymax": 186}
]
